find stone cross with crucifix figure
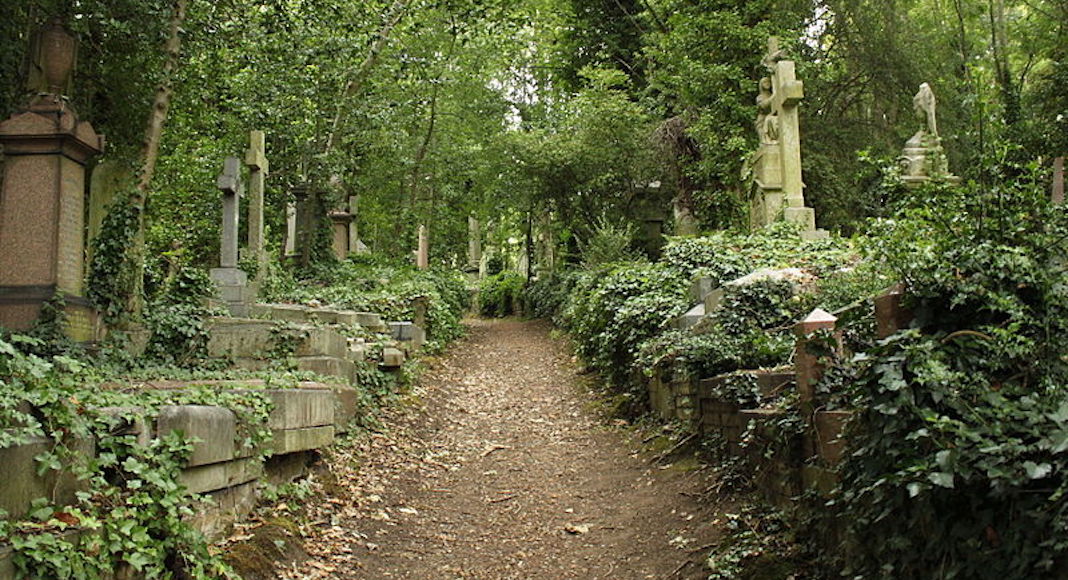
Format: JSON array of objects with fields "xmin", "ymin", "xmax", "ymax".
[
  {"xmin": 210, "ymin": 156, "xmax": 252, "ymax": 316},
  {"xmin": 747, "ymin": 37, "xmax": 825, "ymax": 239}
]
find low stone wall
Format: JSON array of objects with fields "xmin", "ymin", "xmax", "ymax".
[{"xmin": 0, "ymin": 381, "xmax": 357, "ymax": 578}]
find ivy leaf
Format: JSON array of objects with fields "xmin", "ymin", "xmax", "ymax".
[
  {"xmin": 928, "ymin": 472, "xmax": 954, "ymax": 488},
  {"xmin": 1024, "ymin": 461, "xmax": 1052, "ymax": 480}
]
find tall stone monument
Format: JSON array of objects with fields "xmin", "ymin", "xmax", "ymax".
[
  {"xmin": 0, "ymin": 20, "xmax": 104, "ymax": 339},
  {"xmin": 748, "ymin": 38, "xmax": 825, "ymax": 240},
  {"xmin": 898, "ymin": 83, "xmax": 958, "ymax": 187},
  {"xmin": 244, "ymin": 130, "xmax": 268, "ymax": 273},
  {"xmin": 210, "ymin": 157, "xmax": 251, "ymax": 316}
]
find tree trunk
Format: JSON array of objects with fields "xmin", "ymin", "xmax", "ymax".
[{"xmin": 125, "ymin": 0, "xmax": 187, "ymax": 319}]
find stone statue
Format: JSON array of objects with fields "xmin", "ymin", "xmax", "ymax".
[
  {"xmin": 755, "ymin": 77, "xmax": 778, "ymax": 144},
  {"xmin": 913, "ymin": 82, "xmax": 938, "ymax": 137},
  {"xmin": 899, "ymin": 82, "xmax": 957, "ymax": 186}
]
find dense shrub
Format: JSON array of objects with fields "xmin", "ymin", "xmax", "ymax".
[
  {"xmin": 266, "ymin": 261, "xmax": 469, "ymax": 348},
  {"xmin": 478, "ymin": 272, "xmax": 525, "ymax": 317},
  {"xmin": 829, "ymin": 177, "xmax": 1068, "ymax": 578}
]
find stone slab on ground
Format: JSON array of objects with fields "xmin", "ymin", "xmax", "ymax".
[
  {"xmin": 263, "ymin": 388, "xmax": 335, "ymax": 430},
  {"xmin": 676, "ymin": 303, "xmax": 705, "ymax": 330},
  {"xmin": 271, "ymin": 425, "xmax": 334, "ymax": 455},
  {"xmin": 381, "ymin": 347, "xmax": 405, "ymax": 368},
  {"xmin": 249, "ymin": 303, "xmax": 310, "ymax": 323},
  {"xmin": 297, "ymin": 356, "xmax": 355, "ymax": 382},
  {"xmin": 354, "ymin": 312, "xmax": 387, "ymax": 331},
  {"xmin": 190, "ymin": 479, "xmax": 258, "ymax": 541},
  {"xmin": 0, "ymin": 435, "xmax": 93, "ymax": 520},
  {"xmin": 156, "ymin": 405, "xmax": 238, "ymax": 467},
  {"xmin": 180, "ymin": 456, "xmax": 263, "ymax": 495}
]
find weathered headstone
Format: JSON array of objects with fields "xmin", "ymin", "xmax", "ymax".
[
  {"xmin": 87, "ymin": 160, "xmax": 131, "ymax": 263},
  {"xmin": 0, "ymin": 20, "xmax": 104, "ymax": 339},
  {"xmin": 210, "ymin": 157, "xmax": 251, "ymax": 316},
  {"xmin": 284, "ymin": 202, "xmax": 297, "ymax": 256},
  {"xmin": 467, "ymin": 216, "xmax": 482, "ymax": 271},
  {"xmin": 292, "ymin": 183, "xmax": 323, "ymax": 268},
  {"xmin": 416, "ymin": 225, "xmax": 429, "ymax": 270},
  {"xmin": 244, "ymin": 130, "xmax": 268, "ymax": 273},
  {"xmin": 748, "ymin": 38, "xmax": 825, "ymax": 240},
  {"xmin": 346, "ymin": 195, "xmax": 368, "ymax": 254},
  {"xmin": 898, "ymin": 83, "xmax": 958, "ymax": 187},
  {"xmin": 329, "ymin": 208, "xmax": 354, "ymax": 260},
  {"xmin": 1052, "ymin": 156, "xmax": 1065, "ymax": 205}
]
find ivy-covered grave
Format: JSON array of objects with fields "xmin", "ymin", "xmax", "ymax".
[{"xmin": 0, "ymin": 250, "xmax": 469, "ymax": 578}]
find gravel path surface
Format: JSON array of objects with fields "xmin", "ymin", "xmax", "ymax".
[{"xmin": 277, "ymin": 318, "xmax": 728, "ymax": 579}]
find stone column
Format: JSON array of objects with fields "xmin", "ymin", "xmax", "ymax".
[
  {"xmin": 244, "ymin": 130, "xmax": 268, "ymax": 273},
  {"xmin": 284, "ymin": 202, "xmax": 297, "ymax": 256},
  {"xmin": 0, "ymin": 101, "xmax": 104, "ymax": 338},
  {"xmin": 874, "ymin": 284, "xmax": 912, "ymax": 339},
  {"xmin": 416, "ymin": 225, "xmax": 429, "ymax": 270}
]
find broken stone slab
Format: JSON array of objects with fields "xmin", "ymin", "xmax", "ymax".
[
  {"xmin": 703, "ymin": 288, "xmax": 726, "ymax": 315},
  {"xmin": 381, "ymin": 347, "xmax": 405, "ymax": 368},
  {"xmin": 347, "ymin": 341, "xmax": 367, "ymax": 362},
  {"xmin": 270, "ymin": 425, "xmax": 334, "ymax": 455},
  {"xmin": 333, "ymin": 310, "xmax": 360, "ymax": 326},
  {"xmin": 179, "ymin": 456, "xmax": 263, "ymax": 495},
  {"xmin": 675, "ymin": 303, "xmax": 706, "ymax": 330},
  {"xmin": 307, "ymin": 308, "xmax": 340, "ymax": 324},
  {"xmin": 689, "ymin": 277, "xmax": 717, "ymax": 303},
  {"xmin": 156, "ymin": 405, "xmax": 238, "ymax": 467},
  {"xmin": 261, "ymin": 388, "xmax": 334, "ymax": 430}
]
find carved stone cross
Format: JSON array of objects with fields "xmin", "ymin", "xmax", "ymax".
[
  {"xmin": 244, "ymin": 131, "xmax": 268, "ymax": 269},
  {"xmin": 764, "ymin": 37, "xmax": 805, "ymax": 209},
  {"xmin": 216, "ymin": 156, "xmax": 243, "ymax": 268}
]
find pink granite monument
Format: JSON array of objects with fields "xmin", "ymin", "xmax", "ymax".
[{"xmin": 0, "ymin": 20, "xmax": 104, "ymax": 339}]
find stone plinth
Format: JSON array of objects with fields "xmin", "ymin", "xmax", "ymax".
[
  {"xmin": 330, "ymin": 210, "xmax": 355, "ymax": 260},
  {"xmin": 0, "ymin": 102, "xmax": 103, "ymax": 336}
]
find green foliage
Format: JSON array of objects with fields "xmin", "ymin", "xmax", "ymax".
[
  {"xmin": 478, "ymin": 272, "xmax": 525, "ymax": 318},
  {"xmin": 562, "ymin": 262, "xmax": 688, "ymax": 392},
  {"xmin": 580, "ymin": 214, "xmax": 640, "ymax": 267},
  {"xmin": 86, "ymin": 188, "xmax": 142, "ymax": 325},
  {"xmin": 267, "ymin": 262, "xmax": 469, "ymax": 349},
  {"xmin": 829, "ymin": 175, "xmax": 1068, "ymax": 578},
  {"xmin": 142, "ymin": 267, "xmax": 221, "ymax": 366},
  {"xmin": 0, "ymin": 340, "xmax": 271, "ymax": 578}
]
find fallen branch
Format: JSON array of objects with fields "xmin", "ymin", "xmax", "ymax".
[{"xmin": 654, "ymin": 433, "xmax": 698, "ymax": 464}]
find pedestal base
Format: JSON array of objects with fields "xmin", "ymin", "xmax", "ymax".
[{"xmin": 211, "ymin": 268, "xmax": 251, "ymax": 317}]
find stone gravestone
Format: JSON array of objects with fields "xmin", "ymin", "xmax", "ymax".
[
  {"xmin": 748, "ymin": 38, "xmax": 826, "ymax": 240},
  {"xmin": 416, "ymin": 225, "xmax": 429, "ymax": 270},
  {"xmin": 244, "ymin": 130, "xmax": 268, "ymax": 274},
  {"xmin": 329, "ymin": 206, "xmax": 355, "ymax": 260},
  {"xmin": 347, "ymin": 195, "xmax": 368, "ymax": 254},
  {"xmin": 0, "ymin": 20, "xmax": 104, "ymax": 339},
  {"xmin": 898, "ymin": 83, "xmax": 958, "ymax": 187},
  {"xmin": 210, "ymin": 157, "xmax": 251, "ymax": 317},
  {"xmin": 284, "ymin": 202, "xmax": 297, "ymax": 256},
  {"xmin": 87, "ymin": 160, "xmax": 132, "ymax": 264}
]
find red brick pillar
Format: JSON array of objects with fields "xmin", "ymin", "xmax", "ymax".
[{"xmin": 795, "ymin": 308, "xmax": 839, "ymax": 458}]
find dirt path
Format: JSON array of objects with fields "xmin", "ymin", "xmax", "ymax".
[{"xmin": 277, "ymin": 319, "xmax": 728, "ymax": 579}]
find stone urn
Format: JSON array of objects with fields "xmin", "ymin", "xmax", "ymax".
[{"xmin": 38, "ymin": 19, "xmax": 76, "ymax": 95}]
